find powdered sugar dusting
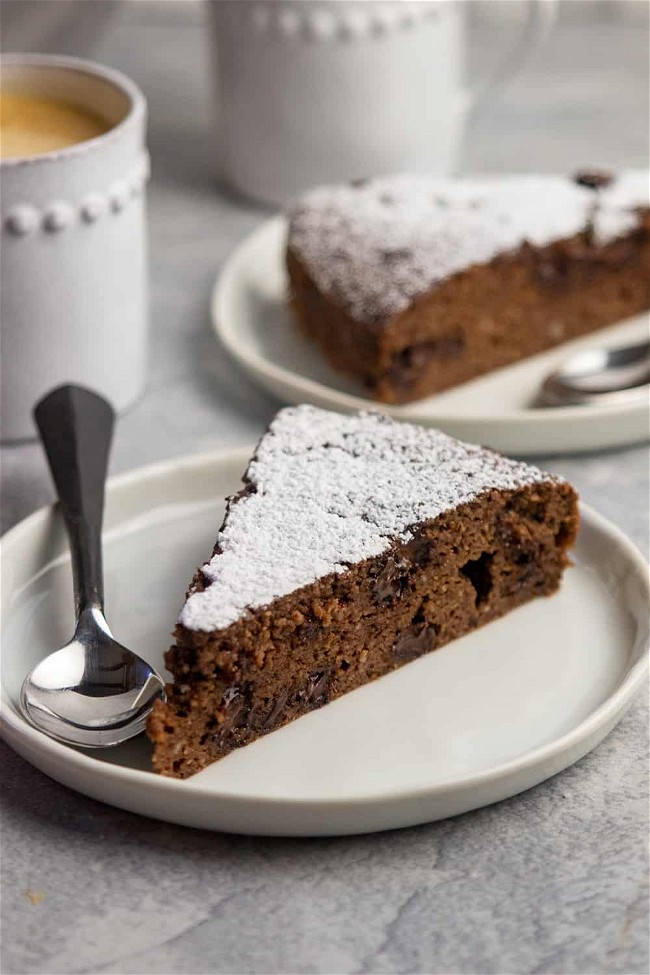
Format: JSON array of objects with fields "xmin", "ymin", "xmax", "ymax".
[
  {"xmin": 180, "ymin": 406, "xmax": 561, "ymax": 631},
  {"xmin": 288, "ymin": 171, "xmax": 649, "ymax": 324}
]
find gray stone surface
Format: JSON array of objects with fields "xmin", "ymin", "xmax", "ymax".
[{"xmin": 1, "ymin": 3, "xmax": 648, "ymax": 973}]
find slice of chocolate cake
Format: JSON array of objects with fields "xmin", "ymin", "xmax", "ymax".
[
  {"xmin": 287, "ymin": 170, "xmax": 650, "ymax": 403},
  {"xmin": 147, "ymin": 407, "xmax": 578, "ymax": 778}
]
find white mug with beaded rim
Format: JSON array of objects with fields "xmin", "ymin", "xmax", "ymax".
[
  {"xmin": 209, "ymin": 0, "xmax": 558, "ymax": 206},
  {"xmin": 1, "ymin": 54, "xmax": 149, "ymax": 442}
]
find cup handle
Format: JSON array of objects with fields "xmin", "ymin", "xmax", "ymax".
[{"xmin": 467, "ymin": 0, "xmax": 559, "ymax": 120}]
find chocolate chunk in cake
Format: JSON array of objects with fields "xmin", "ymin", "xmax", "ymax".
[
  {"xmin": 147, "ymin": 406, "xmax": 579, "ymax": 778},
  {"xmin": 286, "ymin": 171, "xmax": 650, "ymax": 403}
]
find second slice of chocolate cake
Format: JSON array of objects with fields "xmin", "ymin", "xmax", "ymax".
[
  {"xmin": 287, "ymin": 171, "xmax": 650, "ymax": 403},
  {"xmin": 147, "ymin": 406, "xmax": 578, "ymax": 778}
]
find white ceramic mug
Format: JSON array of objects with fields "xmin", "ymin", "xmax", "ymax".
[
  {"xmin": 209, "ymin": 0, "xmax": 557, "ymax": 206},
  {"xmin": 1, "ymin": 54, "xmax": 149, "ymax": 442}
]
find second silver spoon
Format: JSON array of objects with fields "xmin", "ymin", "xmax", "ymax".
[{"xmin": 539, "ymin": 340, "xmax": 650, "ymax": 408}]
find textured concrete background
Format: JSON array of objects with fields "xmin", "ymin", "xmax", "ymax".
[{"xmin": 1, "ymin": 3, "xmax": 648, "ymax": 973}]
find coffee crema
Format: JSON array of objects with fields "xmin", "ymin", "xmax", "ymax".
[{"xmin": 0, "ymin": 91, "xmax": 109, "ymax": 159}]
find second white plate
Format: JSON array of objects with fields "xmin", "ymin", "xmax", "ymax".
[
  {"xmin": 1, "ymin": 449, "xmax": 648, "ymax": 835},
  {"xmin": 212, "ymin": 216, "xmax": 649, "ymax": 455}
]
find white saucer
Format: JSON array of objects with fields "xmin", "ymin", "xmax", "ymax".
[
  {"xmin": 1, "ymin": 449, "xmax": 648, "ymax": 836},
  {"xmin": 212, "ymin": 216, "xmax": 649, "ymax": 456}
]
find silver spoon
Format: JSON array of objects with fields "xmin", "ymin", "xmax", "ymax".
[
  {"xmin": 20, "ymin": 385, "xmax": 165, "ymax": 747},
  {"xmin": 539, "ymin": 340, "xmax": 650, "ymax": 408}
]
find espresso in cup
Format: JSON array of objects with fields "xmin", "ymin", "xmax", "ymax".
[{"xmin": 0, "ymin": 90, "xmax": 110, "ymax": 159}]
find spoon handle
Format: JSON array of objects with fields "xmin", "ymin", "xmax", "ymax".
[{"xmin": 34, "ymin": 385, "xmax": 115, "ymax": 615}]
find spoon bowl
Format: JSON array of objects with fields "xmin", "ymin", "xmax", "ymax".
[{"xmin": 21, "ymin": 609, "xmax": 165, "ymax": 748}]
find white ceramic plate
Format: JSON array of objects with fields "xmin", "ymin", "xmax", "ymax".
[
  {"xmin": 212, "ymin": 216, "xmax": 650, "ymax": 456},
  {"xmin": 1, "ymin": 449, "xmax": 648, "ymax": 836}
]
